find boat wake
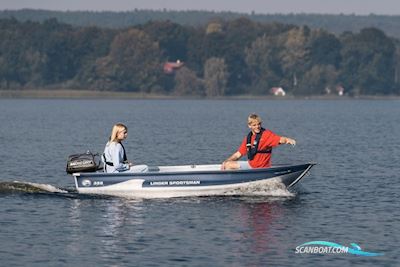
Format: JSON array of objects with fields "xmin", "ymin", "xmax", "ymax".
[
  {"xmin": 223, "ymin": 180, "xmax": 295, "ymax": 198},
  {"xmin": 0, "ymin": 181, "xmax": 77, "ymax": 196}
]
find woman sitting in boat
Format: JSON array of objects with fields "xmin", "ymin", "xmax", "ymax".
[
  {"xmin": 103, "ymin": 123, "xmax": 148, "ymax": 173},
  {"xmin": 221, "ymin": 113, "xmax": 296, "ymax": 170}
]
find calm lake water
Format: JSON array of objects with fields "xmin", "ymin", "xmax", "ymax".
[{"xmin": 0, "ymin": 99, "xmax": 399, "ymax": 266}]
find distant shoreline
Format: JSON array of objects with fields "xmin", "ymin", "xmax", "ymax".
[
  {"xmin": 0, "ymin": 89, "xmax": 174, "ymax": 99},
  {"xmin": 0, "ymin": 89, "xmax": 399, "ymax": 100}
]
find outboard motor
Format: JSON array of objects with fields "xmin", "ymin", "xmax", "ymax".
[{"xmin": 66, "ymin": 151, "xmax": 101, "ymax": 174}]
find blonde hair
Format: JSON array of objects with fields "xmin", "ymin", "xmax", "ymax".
[
  {"xmin": 247, "ymin": 113, "xmax": 262, "ymax": 125},
  {"xmin": 109, "ymin": 123, "xmax": 128, "ymax": 143}
]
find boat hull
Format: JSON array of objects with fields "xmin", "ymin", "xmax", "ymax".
[{"xmin": 73, "ymin": 163, "xmax": 315, "ymax": 198}]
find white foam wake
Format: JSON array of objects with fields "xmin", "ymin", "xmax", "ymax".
[
  {"xmin": 223, "ymin": 180, "xmax": 295, "ymax": 197},
  {"xmin": 13, "ymin": 181, "xmax": 68, "ymax": 193}
]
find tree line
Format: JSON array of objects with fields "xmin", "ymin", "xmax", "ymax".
[
  {"xmin": 0, "ymin": 17, "xmax": 399, "ymax": 96},
  {"xmin": 2, "ymin": 9, "xmax": 400, "ymax": 39}
]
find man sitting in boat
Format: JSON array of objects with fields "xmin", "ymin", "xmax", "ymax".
[
  {"xmin": 221, "ymin": 113, "xmax": 296, "ymax": 170},
  {"xmin": 103, "ymin": 123, "xmax": 148, "ymax": 173}
]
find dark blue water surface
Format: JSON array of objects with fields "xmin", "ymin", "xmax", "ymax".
[{"xmin": 0, "ymin": 99, "xmax": 399, "ymax": 267}]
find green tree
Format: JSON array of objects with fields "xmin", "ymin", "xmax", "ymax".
[
  {"xmin": 204, "ymin": 57, "xmax": 228, "ymax": 97},
  {"xmin": 223, "ymin": 17, "xmax": 259, "ymax": 94},
  {"xmin": 279, "ymin": 26, "xmax": 311, "ymax": 93},
  {"xmin": 141, "ymin": 21, "xmax": 190, "ymax": 62},
  {"xmin": 71, "ymin": 26, "xmax": 117, "ymax": 88},
  {"xmin": 245, "ymin": 34, "xmax": 284, "ymax": 94},
  {"xmin": 308, "ymin": 29, "xmax": 342, "ymax": 68},
  {"xmin": 0, "ymin": 19, "xmax": 58, "ymax": 87},
  {"xmin": 185, "ymin": 27, "xmax": 205, "ymax": 75},
  {"xmin": 173, "ymin": 66, "xmax": 204, "ymax": 96},
  {"xmin": 90, "ymin": 28, "xmax": 162, "ymax": 92},
  {"xmin": 394, "ymin": 41, "xmax": 400, "ymax": 94},
  {"xmin": 340, "ymin": 28, "xmax": 396, "ymax": 94},
  {"xmin": 300, "ymin": 65, "xmax": 338, "ymax": 95}
]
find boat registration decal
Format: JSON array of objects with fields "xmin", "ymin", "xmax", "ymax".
[
  {"xmin": 149, "ymin": 180, "xmax": 201, "ymax": 186},
  {"xmin": 81, "ymin": 179, "xmax": 92, "ymax": 187},
  {"xmin": 81, "ymin": 179, "xmax": 104, "ymax": 187}
]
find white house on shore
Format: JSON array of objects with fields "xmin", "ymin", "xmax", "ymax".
[
  {"xmin": 336, "ymin": 85, "xmax": 344, "ymax": 96},
  {"xmin": 325, "ymin": 85, "xmax": 345, "ymax": 96},
  {"xmin": 270, "ymin": 87, "xmax": 286, "ymax": 96}
]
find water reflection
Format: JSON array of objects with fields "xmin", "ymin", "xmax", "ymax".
[
  {"xmin": 245, "ymin": 202, "xmax": 281, "ymax": 253},
  {"xmin": 100, "ymin": 200, "xmax": 144, "ymax": 262},
  {"xmin": 66, "ymin": 197, "xmax": 145, "ymax": 261},
  {"xmin": 232, "ymin": 198, "xmax": 292, "ymax": 265}
]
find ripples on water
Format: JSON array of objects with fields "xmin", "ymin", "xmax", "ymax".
[{"xmin": 0, "ymin": 99, "xmax": 399, "ymax": 267}]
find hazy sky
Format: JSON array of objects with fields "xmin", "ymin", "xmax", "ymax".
[{"xmin": 1, "ymin": 0, "xmax": 400, "ymax": 15}]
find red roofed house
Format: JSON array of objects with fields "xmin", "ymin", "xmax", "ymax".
[
  {"xmin": 163, "ymin": 60, "xmax": 184, "ymax": 74},
  {"xmin": 270, "ymin": 87, "xmax": 286, "ymax": 96},
  {"xmin": 336, "ymin": 85, "xmax": 344, "ymax": 96}
]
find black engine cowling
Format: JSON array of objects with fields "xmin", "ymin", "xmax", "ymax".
[{"xmin": 66, "ymin": 151, "xmax": 100, "ymax": 174}]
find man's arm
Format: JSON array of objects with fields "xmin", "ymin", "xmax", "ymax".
[
  {"xmin": 225, "ymin": 151, "xmax": 242, "ymax": 162},
  {"xmin": 221, "ymin": 151, "xmax": 242, "ymax": 170},
  {"xmin": 279, "ymin": 136, "xmax": 296, "ymax": 145}
]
